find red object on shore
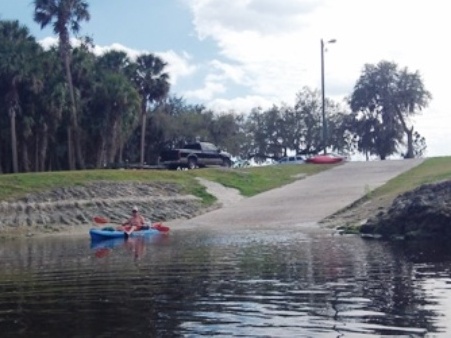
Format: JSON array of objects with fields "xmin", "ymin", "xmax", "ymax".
[
  {"xmin": 306, "ymin": 154, "xmax": 346, "ymax": 164},
  {"xmin": 151, "ymin": 222, "xmax": 170, "ymax": 233}
]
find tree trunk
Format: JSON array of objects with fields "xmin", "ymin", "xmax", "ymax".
[
  {"xmin": 60, "ymin": 35, "xmax": 85, "ymax": 170},
  {"xmin": 9, "ymin": 106, "xmax": 18, "ymax": 173},
  {"xmin": 34, "ymin": 133, "xmax": 39, "ymax": 172},
  {"xmin": 39, "ymin": 124, "xmax": 49, "ymax": 172},
  {"xmin": 118, "ymin": 143, "xmax": 124, "ymax": 163},
  {"xmin": 64, "ymin": 55, "xmax": 85, "ymax": 170},
  {"xmin": 405, "ymin": 127, "xmax": 414, "ymax": 159},
  {"xmin": 95, "ymin": 136, "xmax": 106, "ymax": 169},
  {"xmin": 108, "ymin": 119, "xmax": 119, "ymax": 164},
  {"xmin": 67, "ymin": 125, "xmax": 75, "ymax": 170},
  {"xmin": 140, "ymin": 100, "xmax": 147, "ymax": 168},
  {"xmin": 118, "ymin": 128, "xmax": 124, "ymax": 163},
  {"xmin": 395, "ymin": 108, "xmax": 414, "ymax": 159},
  {"xmin": 21, "ymin": 140, "xmax": 30, "ymax": 173}
]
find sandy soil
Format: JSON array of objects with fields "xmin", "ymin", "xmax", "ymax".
[{"xmin": 319, "ymin": 195, "xmax": 394, "ymax": 230}]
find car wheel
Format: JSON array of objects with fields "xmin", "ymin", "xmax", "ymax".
[
  {"xmin": 187, "ymin": 158, "xmax": 197, "ymax": 170},
  {"xmin": 222, "ymin": 158, "xmax": 231, "ymax": 168}
]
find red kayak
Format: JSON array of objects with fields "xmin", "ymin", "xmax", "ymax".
[{"xmin": 306, "ymin": 154, "xmax": 345, "ymax": 164}]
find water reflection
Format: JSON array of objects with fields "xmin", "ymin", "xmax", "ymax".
[
  {"xmin": 91, "ymin": 235, "xmax": 170, "ymax": 260},
  {"xmin": 0, "ymin": 229, "xmax": 451, "ymax": 337}
]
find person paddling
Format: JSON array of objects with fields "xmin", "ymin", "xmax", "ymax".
[{"xmin": 118, "ymin": 206, "xmax": 145, "ymax": 235}]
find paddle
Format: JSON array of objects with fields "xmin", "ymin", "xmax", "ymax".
[
  {"xmin": 92, "ymin": 216, "xmax": 170, "ymax": 233},
  {"xmin": 150, "ymin": 222, "xmax": 170, "ymax": 233}
]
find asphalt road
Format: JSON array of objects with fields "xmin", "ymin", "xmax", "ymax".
[{"xmin": 169, "ymin": 159, "xmax": 424, "ymax": 232}]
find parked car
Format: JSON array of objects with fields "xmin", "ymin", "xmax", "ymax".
[
  {"xmin": 305, "ymin": 153, "xmax": 347, "ymax": 164},
  {"xmin": 232, "ymin": 159, "xmax": 251, "ymax": 168},
  {"xmin": 278, "ymin": 155, "xmax": 305, "ymax": 165},
  {"xmin": 159, "ymin": 142, "xmax": 232, "ymax": 170}
]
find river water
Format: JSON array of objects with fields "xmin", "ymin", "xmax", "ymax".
[{"xmin": 1, "ymin": 227, "xmax": 451, "ymax": 337}]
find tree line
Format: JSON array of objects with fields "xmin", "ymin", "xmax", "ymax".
[{"xmin": 0, "ymin": 0, "xmax": 431, "ymax": 174}]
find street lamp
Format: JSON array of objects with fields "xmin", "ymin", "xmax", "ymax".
[{"xmin": 320, "ymin": 38, "xmax": 336, "ymax": 154}]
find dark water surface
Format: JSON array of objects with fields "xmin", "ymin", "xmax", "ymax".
[{"xmin": 1, "ymin": 228, "xmax": 451, "ymax": 337}]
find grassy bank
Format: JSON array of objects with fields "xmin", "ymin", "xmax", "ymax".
[
  {"xmin": 1, "ymin": 157, "xmax": 449, "ymax": 209},
  {"xmin": 0, "ymin": 164, "xmax": 334, "ymax": 204},
  {"xmin": 367, "ymin": 157, "xmax": 451, "ymax": 200},
  {"xmin": 326, "ymin": 157, "xmax": 451, "ymax": 233}
]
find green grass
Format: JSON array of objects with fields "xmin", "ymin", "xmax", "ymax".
[
  {"xmin": 370, "ymin": 157, "xmax": 451, "ymax": 199},
  {"xmin": 2, "ymin": 158, "xmax": 449, "ymax": 206},
  {"xmin": 0, "ymin": 164, "xmax": 335, "ymax": 203}
]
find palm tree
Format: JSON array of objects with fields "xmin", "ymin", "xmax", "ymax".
[
  {"xmin": 128, "ymin": 54, "xmax": 170, "ymax": 167},
  {"xmin": 33, "ymin": 47, "xmax": 67, "ymax": 171},
  {"xmin": 33, "ymin": 0, "xmax": 90, "ymax": 170},
  {"xmin": 95, "ymin": 51, "xmax": 139, "ymax": 166},
  {"xmin": 0, "ymin": 20, "xmax": 42, "ymax": 173}
]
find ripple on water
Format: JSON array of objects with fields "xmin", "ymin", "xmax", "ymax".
[{"xmin": 0, "ymin": 230, "xmax": 450, "ymax": 336}]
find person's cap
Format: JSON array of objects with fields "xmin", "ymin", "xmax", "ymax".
[{"xmin": 132, "ymin": 206, "xmax": 138, "ymax": 212}]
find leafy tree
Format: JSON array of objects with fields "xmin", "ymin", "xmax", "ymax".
[
  {"xmin": 263, "ymin": 106, "xmax": 286, "ymax": 156},
  {"xmin": 128, "ymin": 54, "xmax": 170, "ymax": 167},
  {"xmin": 244, "ymin": 108, "xmax": 272, "ymax": 157},
  {"xmin": 148, "ymin": 97, "xmax": 217, "ymax": 161},
  {"xmin": 209, "ymin": 112, "xmax": 246, "ymax": 155},
  {"xmin": 33, "ymin": 48, "xmax": 67, "ymax": 171},
  {"xmin": 294, "ymin": 87, "xmax": 323, "ymax": 154},
  {"xmin": 0, "ymin": 20, "xmax": 42, "ymax": 173},
  {"xmin": 34, "ymin": 0, "xmax": 90, "ymax": 169},
  {"xmin": 323, "ymin": 102, "xmax": 354, "ymax": 155},
  {"xmin": 95, "ymin": 71, "xmax": 140, "ymax": 165},
  {"xmin": 70, "ymin": 49, "xmax": 141, "ymax": 168},
  {"xmin": 350, "ymin": 61, "xmax": 431, "ymax": 159},
  {"xmin": 412, "ymin": 131, "xmax": 427, "ymax": 158}
]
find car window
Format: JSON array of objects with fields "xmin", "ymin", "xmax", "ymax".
[
  {"xmin": 185, "ymin": 143, "xmax": 201, "ymax": 150},
  {"xmin": 201, "ymin": 143, "xmax": 218, "ymax": 152},
  {"xmin": 279, "ymin": 156, "xmax": 303, "ymax": 163}
]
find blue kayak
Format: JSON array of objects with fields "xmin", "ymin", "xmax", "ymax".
[{"xmin": 89, "ymin": 227, "xmax": 160, "ymax": 241}]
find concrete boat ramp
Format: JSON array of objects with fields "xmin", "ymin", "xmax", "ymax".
[{"xmin": 169, "ymin": 159, "xmax": 424, "ymax": 232}]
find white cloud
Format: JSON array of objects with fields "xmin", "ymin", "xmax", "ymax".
[
  {"xmin": 184, "ymin": 77, "xmax": 226, "ymax": 100},
  {"xmin": 157, "ymin": 50, "xmax": 197, "ymax": 85},
  {"xmin": 91, "ymin": 42, "xmax": 143, "ymax": 59},
  {"xmin": 185, "ymin": 0, "xmax": 451, "ymax": 156},
  {"xmin": 206, "ymin": 95, "xmax": 275, "ymax": 113},
  {"xmin": 189, "ymin": 0, "xmax": 323, "ymax": 37},
  {"xmin": 209, "ymin": 59, "xmax": 247, "ymax": 84},
  {"xmin": 38, "ymin": 36, "xmax": 62, "ymax": 50}
]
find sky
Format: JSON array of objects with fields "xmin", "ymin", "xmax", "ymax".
[{"xmin": 1, "ymin": 0, "xmax": 450, "ymax": 157}]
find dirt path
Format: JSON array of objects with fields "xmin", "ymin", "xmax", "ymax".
[{"xmin": 196, "ymin": 177, "xmax": 244, "ymax": 207}]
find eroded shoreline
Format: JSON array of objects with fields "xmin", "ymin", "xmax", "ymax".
[{"xmin": 0, "ymin": 180, "xmax": 234, "ymax": 238}]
